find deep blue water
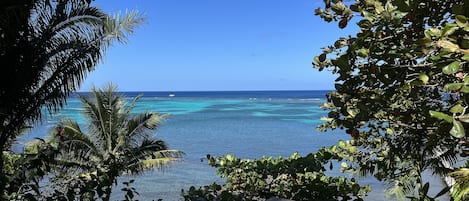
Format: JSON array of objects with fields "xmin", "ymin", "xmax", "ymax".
[{"xmin": 19, "ymin": 91, "xmax": 447, "ymax": 200}]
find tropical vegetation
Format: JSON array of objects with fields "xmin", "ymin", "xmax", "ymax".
[
  {"xmin": 0, "ymin": 0, "xmax": 144, "ymax": 198},
  {"xmin": 4, "ymin": 0, "xmax": 469, "ymax": 200},
  {"xmin": 42, "ymin": 85, "xmax": 183, "ymax": 200},
  {"xmin": 313, "ymin": 0, "xmax": 469, "ymax": 200},
  {"xmin": 182, "ymin": 148, "xmax": 369, "ymax": 201}
]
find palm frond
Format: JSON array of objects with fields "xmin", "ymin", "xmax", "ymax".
[
  {"xmin": 125, "ymin": 155, "xmax": 182, "ymax": 175},
  {"xmin": 103, "ymin": 9, "xmax": 145, "ymax": 45},
  {"xmin": 58, "ymin": 119, "xmax": 101, "ymax": 159},
  {"xmin": 124, "ymin": 112, "xmax": 168, "ymax": 145},
  {"xmin": 450, "ymin": 167, "xmax": 469, "ymax": 201},
  {"xmin": 29, "ymin": 0, "xmax": 106, "ymax": 114},
  {"xmin": 424, "ymin": 145, "xmax": 458, "ymax": 176},
  {"xmin": 121, "ymin": 139, "xmax": 183, "ymax": 172},
  {"xmin": 141, "ymin": 157, "xmax": 180, "ymax": 169},
  {"xmin": 123, "ymin": 139, "xmax": 170, "ymax": 162}
]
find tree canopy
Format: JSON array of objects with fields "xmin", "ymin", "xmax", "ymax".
[
  {"xmin": 313, "ymin": 0, "xmax": 469, "ymax": 199},
  {"xmin": 0, "ymin": 0, "xmax": 143, "ymax": 197}
]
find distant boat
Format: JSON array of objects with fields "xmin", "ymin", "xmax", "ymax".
[{"xmin": 169, "ymin": 94, "xmax": 175, "ymax": 97}]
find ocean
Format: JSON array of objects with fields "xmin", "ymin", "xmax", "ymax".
[{"xmin": 19, "ymin": 90, "xmax": 447, "ymax": 200}]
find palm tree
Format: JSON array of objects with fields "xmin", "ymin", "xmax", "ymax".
[
  {"xmin": 0, "ymin": 0, "xmax": 143, "ymax": 192},
  {"xmin": 51, "ymin": 85, "xmax": 183, "ymax": 201},
  {"xmin": 450, "ymin": 162, "xmax": 469, "ymax": 201}
]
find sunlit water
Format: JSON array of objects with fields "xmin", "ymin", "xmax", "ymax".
[{"xmin": 18, "ymin": 91, "xmax": 448, "ymax": 200}]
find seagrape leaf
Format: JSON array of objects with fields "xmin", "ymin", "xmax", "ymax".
[
  {"xmin": 425, "ymin": 28, "xmax": 441, "ymax": 38},
  {"xmin": 463, "ymin": 54, "xmax": 469, "ymax": 61},
  {"xmin": 461, "ymin": 86, "xmax": 469, "ymax": 93},
  {"xmin": 357, "ymin": 48, "xmax": 369, "ymax": 57},
  {"xmin": 438, "ymin": 40, "xmax": 460, "ymax": 52},
  {"xmin": 419, "ymin": 73, "xmax": 429, "ymax": 85},
  {"xmin": 332, "ymin": 55, "xmax": 349, "ymax": 68},
  {"xmin": 456, "ymin": 15, "xmax": 468, "ymax": 27},
  {"xmin": 444, "ymin": 83, "xmax": 463, "ymax": 91},
  {"xmin": 226, "ymin": 154, "xmax": 234, "ymax": 161},
  {"xmin": 429, "ymin": 111, "xmax": 453, "ymax": 123},
  {"xmin": 386, "ymin": 128, "xmax": 394, "ymax": 135},
  {"xmin": 319, "ymin": 53, "xmax": 327, "ymax": 62},
  {"xmin": 450, "ymin": 120, "xmax": 465, "ymax": 138},
  {"xmin": 464, "ymin": 76, "xmax": 469, "ymax": 84},
  {"xmin": 450, "ymin": 104, "xmax": 465, "ymax": 114},
  {"xmin": 442, "ymin": 61, "xmax": 460, "ymax": 74},
  {"xmin": 442, "ymin": 24, "xmax": 458, "ymax": 36}
]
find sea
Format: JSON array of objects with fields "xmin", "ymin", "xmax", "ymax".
[{"xmin": 18, "ymin": 90, "xmax": 448, "ymax": 201}]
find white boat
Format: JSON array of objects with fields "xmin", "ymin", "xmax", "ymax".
[{"xmin": 169, "ymin": 94, "xmax": 175, "ymax": 97}]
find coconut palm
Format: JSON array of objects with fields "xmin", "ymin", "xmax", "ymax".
[
  {"xmin": 51, "ymin": 85, "xmax": 183, "ymax": 200},
  {"xmin": 0, "ymin": 0, "xmax": 143, "ymax": 193},
  {"xmin": 450, "ymin": 163, "xmax": 469, "ymax": 201}
]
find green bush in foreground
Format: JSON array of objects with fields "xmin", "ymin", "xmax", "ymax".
[{"xmin": 182, "ymin": 148, "xmax": 370, "ymax": 201}]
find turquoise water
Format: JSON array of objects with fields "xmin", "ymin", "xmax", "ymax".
[{"xmin": 19, "ymin": 91, "xmax": 448, "ymax": 200}]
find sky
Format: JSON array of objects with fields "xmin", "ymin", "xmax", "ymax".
[{"xmin": 80, "ymin": 0, "xmax": 357, "ymax": 91}]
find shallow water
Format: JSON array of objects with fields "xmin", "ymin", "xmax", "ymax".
[{"xmin": 18, "ymin": 91, "xmax": 448, "ymax": 200}]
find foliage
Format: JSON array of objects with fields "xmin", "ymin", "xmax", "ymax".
[
  {"xmin": 2, "ymin": 85, "xmax": 182, "ymax": 200},
  {"xmin": 0, "ymin": 0, "xmax": 143, "ymax": 195},
  {"xmin": 121, "ymin": 179, "xmax": 140, "ymax": 201},
  {"xmin": 449, "ymin": 161, "xmax": 469, "ymax": 201},
  {"xmin": 43, "ymin": 84, "xmax": 183, "ymax": 200},
  {"xmin": 182, "ymin": 148, "xmax": 370, "ymax": 201},
  {"xmin": 313, "ymin": 0, "xmax": 469, "ymax": 199},
  {"xmin": 1, "ymin": 140, "xmax": 61, "ymax": 200}
]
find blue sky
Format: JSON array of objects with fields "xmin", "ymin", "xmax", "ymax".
[{"xmin": 80, "ymin": 0, "xmax": 356, "ymax": 91}]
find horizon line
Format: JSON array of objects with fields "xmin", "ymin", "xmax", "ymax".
[{"xmin": 76, "ymin": 89, "xmax": 335, "ymax": 93}]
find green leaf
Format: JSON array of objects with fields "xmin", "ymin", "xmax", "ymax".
[
  {"xmin": 386, "ymin": 128, "xmax": 394, "ymax": 135},
  {"xmin": 338, "ymin": 140, "xmax": 345, "ymax": 148},
  {"xmin": 442, "ymin": 24, "xmax": 459, "ymax": 36},
  {"xmin": 425, "ymin": 28, "xmax": 441, "ymax": 38},
  {"xmin": 460, "ymin": 86, "xmax": 469, "ymax": 94},
  {"xmin": 461, "ymin": 86, "xmax": 469, "ymax": 93},
  {"xmin": 456, "ymin": 15, "xmax": 468, "ymax": 27},
  {"xmin": 460, "ymin": 39, "xmax": 469, "ymax": 49},
  {"xmin": 442, "ymin": 61, "xmax": 460, "ymax": 74},
  {"xmin": 319, "ymin": 53, "xmax": 327, "ymax": 62},
  {"xmin": 347, "ymin": 108, "xmax": 357, "ymax": 117},
  {"xmin": 444, "ymin": 83, "xmax": 463, "ymax": 91},
  {"xmin": 331, "ymin": 55, "xmax": 349, "ymax": 68},
  {"xmin": 464, "ymin": 76, "xmax": 469, "ymax": 84},
  {"xmin": 438, "ymin": 40, "xmax": 460, "ymax": 52},
  {"xmin": 429, "ymin": 111, "xmax": 453, "ymax": 123},
  {"xmin": 450, "ymin": 120, "xmax": 465, "ymax": 138},
  {"xmin": 418, "ymin": 73, "xmax": 429, "ymax": 85},
  {"xmin": 314, "ymin": 56, "xmax": 320, "ymax": 64},
  {"xmin": 357, "ymin": 48, "xmax": 369, "ymax": 57},
  {"xmin": 451, "ymin": 104, "xmax": 465, "ymax": 114},
  {"xmin": 463, "ymin": 54, "xmax": 469, "ymax": 62}
]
